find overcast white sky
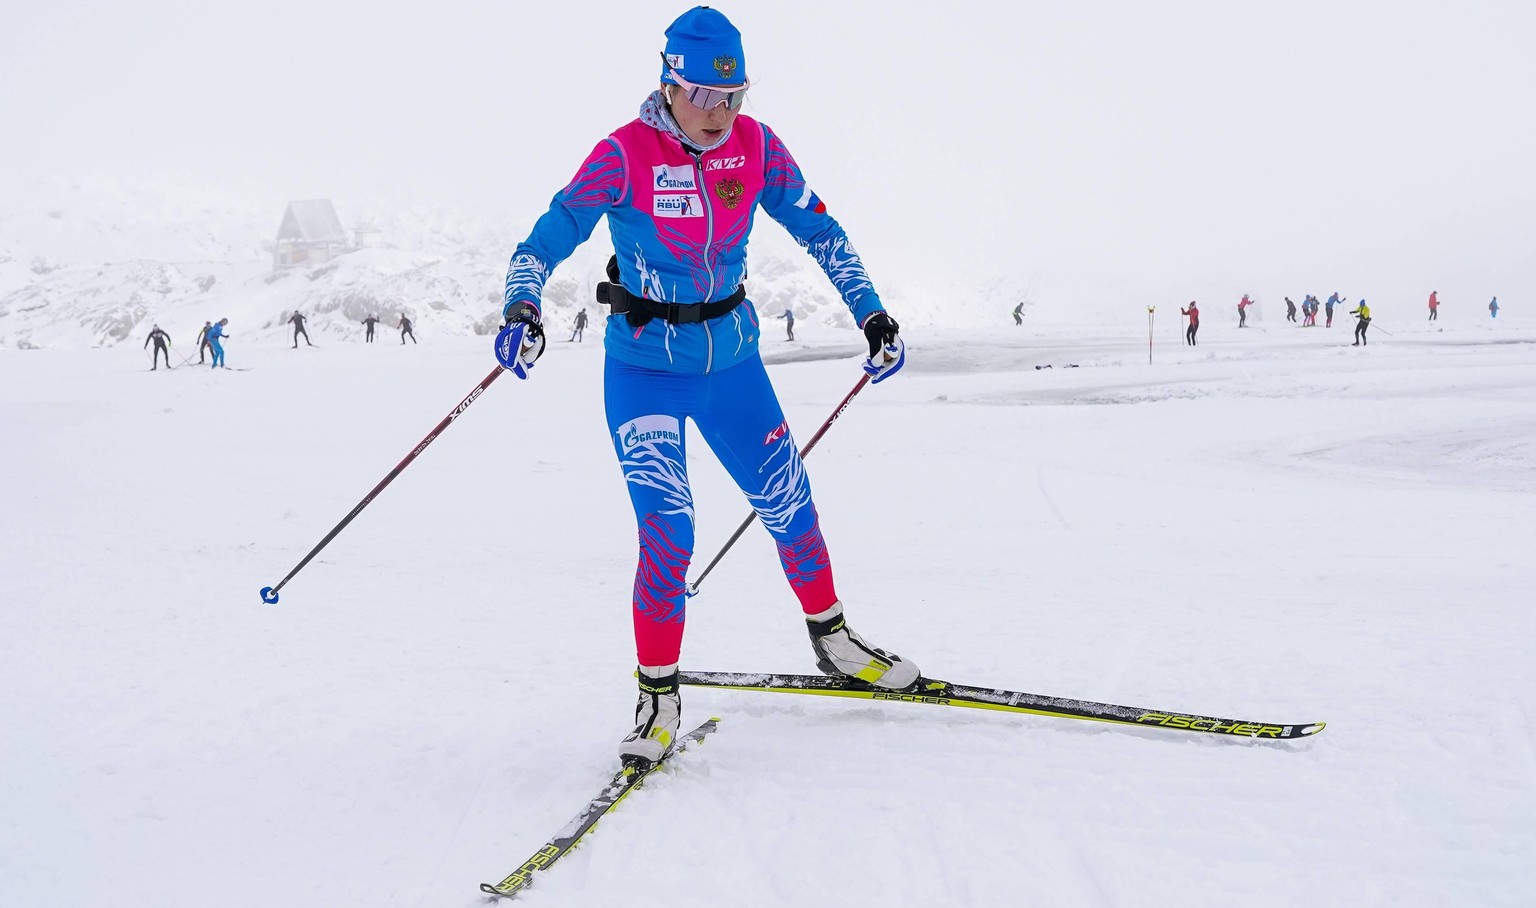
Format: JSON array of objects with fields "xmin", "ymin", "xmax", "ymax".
[{"xmin": 3, "ymin": 0, "xmax": 1532, "ymax": 312}]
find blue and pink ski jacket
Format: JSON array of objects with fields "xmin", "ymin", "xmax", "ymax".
[{"xmin": 504, "ymin": 93, "xmax": 885, "ymax": 374}]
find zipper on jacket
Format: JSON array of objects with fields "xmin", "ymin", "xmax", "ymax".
[{"xmin": 693, "ymin": 149, "xmax": 716, "ymax": 373}]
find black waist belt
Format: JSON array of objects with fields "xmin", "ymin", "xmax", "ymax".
[{"xmin": 595, "ymin": 255, "xmax": 745, "ymax": 326}]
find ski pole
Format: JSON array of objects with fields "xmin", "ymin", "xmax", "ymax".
[
  {"xmin": 686, "ymin": 372, "xmax": 871, "ymax": 597},
  {"xmin": 259, "ymin": 364, "xmax": 506, "ymax": 604},
  {"xmin": 1147, "ymin": 306, "xmax": 1155, "ymax": 364}
]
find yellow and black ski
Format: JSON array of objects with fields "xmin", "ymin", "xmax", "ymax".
[
  {"xmin": 479, "ymin": 717, "xmax": 721, "ymax": 900},
  {"xmin": 680, "ymin": 671, "xmax": 1324, "ymax": 741}
]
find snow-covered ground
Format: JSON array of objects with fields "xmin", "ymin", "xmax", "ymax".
[{"xmin": 3, "ymin": 314, "xmax": 1534, "ymax": 907}]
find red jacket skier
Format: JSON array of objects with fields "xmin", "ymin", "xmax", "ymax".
[{"xmin": 1180, "ymin": 302, "xmax": 1200, "ymax": 345}]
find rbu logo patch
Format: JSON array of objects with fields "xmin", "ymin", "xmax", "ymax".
[
  {"xmin": 620, "ymin": 415, "xmax": 682, "ymax": 453},
  {"xmin": 654, "ymin": 194, "xmax": 703, "ymax": 218},
  {"xmin": 704, "ymin": 156, "xmax": 746, "ymax": 171},
  {"xmin": 653, "ymin": 164, "xmax": 697, "ymax": 191}
]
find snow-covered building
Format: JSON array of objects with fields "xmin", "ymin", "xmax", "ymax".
[{"xmin": 273, "ymin": 200, "xmax": 349, "ymax": 271}]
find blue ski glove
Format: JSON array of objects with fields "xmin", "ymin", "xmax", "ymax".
[
  {"xmin": 496, "ymin": 301, "xmax": 546, "ymax": 379},
  {"xmin": 861, "ymin": 312, "xmax": 905, "ymax": 383}
]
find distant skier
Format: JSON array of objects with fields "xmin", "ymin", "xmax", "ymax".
[
  {"xmin": 398, "ymin": 313, "xmax": 416, "ymax": 344},
  {"xmin": 143, "ymin": 324, "xmax": 172, "ymax": 370},
  {"xmin": 1350, "ymin": 300, "xmax": 1371, "ymax": 346},
  {"xmin": 1325, "ymin": 292, "xmax": 1341, "ymax": 328},
  {"xmin": 208, "ymin": 318, "xmax": 230, "ymax": 368},
  {"xmin": 570, "ymin": 308, "xmax": 589, "ymax": 342},
  {"xmin": 776, "ymin": 308, "xmax": 795, "ymax": 341},
  {"xmin": 1304, "ymin": 295, "xmax": 1319, "ymax": 327},
  {"xmin": 1181, "ymin": 301, "xmax": 1200, "ymax": 346},
  {"xmin": 195, "ymin": 320, "xmax": 213, "ymax": 363},
  {"xmin": 362, "ymin": 314, "xmax": 379, "ymax": 343},
  {"xmin": 1427, "ymin": 290, "xmax": 1439, "ymax": 321},
  {"xmin": 1237, "ymin": 294, "xmax": 1253, "ymax": 327},
  {"xmin": 1285, "ymin": 297, "xmax": 1298, "ymax": 323},
  {"xmin": 289, "ymin": 311, "xmax": 313, "ymax": 348},
  {"xmin": 1490, "ymin": 296, "xmax": 1499, "ymax": 318},
  {"xmin": 1012, "ymin": 302, "xmax": 1025, "ymax": 325}
]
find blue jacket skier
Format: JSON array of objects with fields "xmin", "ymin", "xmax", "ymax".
[
  {"xmin": 207, "ymin": 318, "xmax": 229, "ymax": 368},
  {"xmin": 776, "ymin": 308, "xmax": 795, "ymax": 340}
]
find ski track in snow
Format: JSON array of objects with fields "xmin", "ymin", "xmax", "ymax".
[{"xmin": 2, "ymin": 319, "xmax": 1534, "ymax": 907}]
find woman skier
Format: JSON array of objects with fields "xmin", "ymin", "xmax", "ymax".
[{"xmin": 495, "ymin": 6, "xmax": 918, "ymax": 766}]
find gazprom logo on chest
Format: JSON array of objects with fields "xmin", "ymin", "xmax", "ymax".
[
  {"xmin": 620, "ymin": 415, "xmax": 683, "ymax": 453},
  {"xmin": 653, "ymin": 164, "xmax": 697, "ymax": 191},
  {"xmin": 653, "ymin": 194, "xmax": 704, "ymax": 218}
]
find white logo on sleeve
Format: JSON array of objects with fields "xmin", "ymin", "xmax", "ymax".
[
  {"xmin": 653, "ymin": 164, "xmax": 697, "ymax": 191},
  {"xmin": 653, "ymin": 194, "xmax": 704, "ymax": 218}
]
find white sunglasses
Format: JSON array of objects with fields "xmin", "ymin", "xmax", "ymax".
[{"xmin": 661, "ymin": 53, "xmax": 750, "ymax": 111}]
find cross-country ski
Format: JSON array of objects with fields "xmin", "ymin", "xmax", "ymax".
[
  {"xmin": 479, "ymin": 719, "xmax": 721, "ymax": 900},
  {"xmin": 679, "ymin": 671, "xmax": 1324, "ymax": 740}
]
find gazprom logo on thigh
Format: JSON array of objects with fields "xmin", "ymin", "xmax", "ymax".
[
  {"xmin": 620, "ymin": 415, "xmax": 682, "ymax": 453},
  {"xmin": 654, "ymin": 194, "xmax": 703, "ymax": 218},
  {"xmin": 653, "ymin": 165, "xmax": 697, "ymax": 191}
]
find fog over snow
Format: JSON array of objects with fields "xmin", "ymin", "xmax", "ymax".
[{"xmin": 3, "ymin": 1, "xmax": 1532, "ymax": 345}]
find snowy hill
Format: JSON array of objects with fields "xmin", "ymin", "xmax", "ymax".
[{"xmin": 1, "ymin": 179, "xmax": 1034, "ymax": 351}]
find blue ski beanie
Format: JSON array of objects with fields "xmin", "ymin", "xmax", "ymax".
[{"xmin": 660, "ymin": 6, "xmax": 747, "ymax": 87}]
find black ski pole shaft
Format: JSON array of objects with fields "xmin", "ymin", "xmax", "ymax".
[
  {"xmin": 259, "ymin": 364, "xmax": 506, "ymax": 604},
  {"xmin": 686, "ymin": 372, "xmax": 871, "ymax": 597}
]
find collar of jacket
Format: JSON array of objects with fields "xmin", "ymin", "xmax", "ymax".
[{"xmin": 639, "ymin": 89, "xmax": 734, "ymax": 153}]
